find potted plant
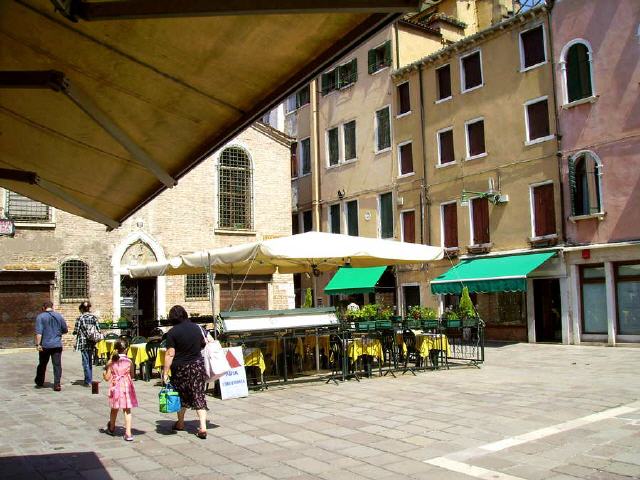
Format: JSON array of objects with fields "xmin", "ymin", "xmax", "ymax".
[
  {"xmin": 302, "ymin": 287, "xmax": 313, "ymax": 308},
  {"xmin": 443, "ymin": 307, "xmax": 460, "ymax": 327},
  {"xmin": 458, "ymin": 286, "xmax": 478, "ymax": 326}
]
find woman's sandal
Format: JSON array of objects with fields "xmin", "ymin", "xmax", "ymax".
[
  {"xmin": 105, "ymin": 421, "xmax": 115, "ymax": 436},
  {"xmin": 172, "ymin": 421, "xmax": 185, "ymax": 431},
  {"xmin": 196, "ymin": 429, "xmax": 207, "ymax": 440}
]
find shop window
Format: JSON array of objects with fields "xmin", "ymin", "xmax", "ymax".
[
  {"xmin": 471, "ymin": 197, "xmax": 490, "ymax": 245},
  {"xmin": 441, "ymin": 202, "xmax": 458, "ymax": 249},
  {"xmin": 562, "ymin": 41, "xmax": 594, "ymax": 104},
  {"xmin": 6, "ymin": 191, "xmax": 52, "ymax": 223},
  {"xmin": 379, "ymin": 192, "xmax": 393, "ymax": 239},
  {"xmin": 525, "ymin": 97, "xmax": 551, "ymax": 143},
  {"xmin": 60, "ymin": 260, "xmax": 88, "ymax": 301},
  {"xmin": 401, "ymin": 210, "xmax": 416, "ymax": 243},
  {"xmin": 460, "ymin": 50, "xmax": 483, "ymax": 92},
  {"xmin": 581, "ymin": 266, "xmax": 607, "ymax": 334},
  {"xmin": 185, "ymin": 273, "xmax": 209, "ymax": 300},
  {"xmin": 397, "ymin": 82, "xmax": 411, "ymax": 115},
  {"xmin": 345, "ymin": 200, "xmax": 359, "ymax": 236},
  {"xmin": 520, "ymin": 24, "xmax": 546, "ymax": 70},
  {"xmin": 616, "ymin": 263, "xmax": 640, "ymax": 335},
  {"xmin": 531, "ymin": 183, "xmax": 556, "ymax": 237},
  {"xmin": 398, "ymin": 141, "xmax": 414, "ymax": 175},
  {"xmin": 375, "ymin": 106, "xmax": 391, "ymax": 152},
  {"xmin": 343, "ymin": 121, "xmax": 357, "ymax": 161},
  {"xmin": 327, "ymin": 127, "xmax": 339, "ymax": 166},
  {"xmin": 465, "ymin": 118, "xmax": 486, "ymax": 159},
  {"xmin": 218, "ymin": 146, "xmax": 252, "ymax": 230},
  {"xmin": 437, "ymin": 128, "xmax": 455, "ymax": 165},
  {"xmin": 436, "ymin": 64, "xmax": 452, "ymax": 101},
  {"xmin": 569, "ymin": 151, "xmax": 602, "ymax": 216},
  {"xmin": 300, "ymin": 137, "xmax": 311, "ymax": 175},
  {"xmin": 329, "ymin": 203, "xmax": 341, "ymax": 234},
  {"xmin": 368, "ymin": 41, "xmax": 392, "ymax": 74}
]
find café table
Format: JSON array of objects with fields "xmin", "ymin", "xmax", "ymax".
[
  {"xmin": 348, "ymin": 337, "xmax": 383, "ymax": 377},
  {"xmin": 95, "ymin": 338, "xmax": 118, "ymax": 360},
  {"xmin": 399, "ymin": 331, "xmax": 450, "ymax": 368},
  {"xmin": 127, "ymin": 343, "xmax": 149, "ymax": 379},
  {"xmin": 243, "ymin": 347, "xmax": 267, "ymax": 389}
]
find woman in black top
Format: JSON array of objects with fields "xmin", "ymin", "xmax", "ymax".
[{"xmin": 162, "ymin": 305, "xmax": 209, "ymax": 439}]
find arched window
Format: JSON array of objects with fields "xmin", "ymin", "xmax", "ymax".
[
  {"xmin": 218, "ymin": 147, "xmax": 252, "ymax": 230},
  {"xmin": 60, "ymin": 260, "xmax": 88, "ymax": 301},
  {"xmin": 569, "ymin": 152, "xmax": 602, "ymax": 216},
  {"xmin": 562, "ymin": 40, "xmax": 594, "ymax": 104}
]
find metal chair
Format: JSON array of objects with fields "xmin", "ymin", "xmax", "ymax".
[
  {"xmin": 144, "ymin": 340, "xmax": 161, "ymax": 381},
  {"xmin": 104, "ymin": 333, "xmax": 119, "ymax": 340},
  {"xmin": 326, "ymin": 334, "xmax": 343, "ymax": 384},
  {"xmin": 149, "ymin": 327, "xmax": 164, "ymax": 337},
  {"xmin": 131, "ymin": 336, "xmax": 147, "ymax": 345},
  {"xmin": 379, "ymin": 329, "xmax": 397, "ymax": 377},
  {"xmin": 402, "ymin": 329, "xmax": 419, "ymax": 375}
]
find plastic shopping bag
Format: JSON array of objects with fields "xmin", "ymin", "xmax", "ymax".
[
  {"xmin": 202, "ymin": 340, "xmax": 230, "ymax": 383},
  {"xmin": 158, "ymin": 384, "xmax": 181, "ymax": 413}
]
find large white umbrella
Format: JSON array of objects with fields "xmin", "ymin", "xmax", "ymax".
[{"xmin": 128, "ymin": 231, "xmax": 444, "ymax": 278}]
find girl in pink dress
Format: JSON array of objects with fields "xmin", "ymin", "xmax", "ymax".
[{"xmin": 102, "ymin": 339, "xmax": 138, "ymax": 441}]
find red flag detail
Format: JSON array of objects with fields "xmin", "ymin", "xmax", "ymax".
[{"xmin": 226, "ymin": 350, "xmax": 241, "ymax": 368}]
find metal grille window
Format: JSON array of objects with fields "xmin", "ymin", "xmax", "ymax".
[
  {"xmin": 60, "ymin": 260, "xmax": 88, "ymax": 301},
  {"xmin": 218, "ymin": 147, "xmax": 252, "ymax": 230},
  {"xmin": 6, "ymin": 191, "xmax": 51, "ymax": 223},
  {"xmin": 185, "ymin": 273, "xmax": 210, "ymax": 300}
]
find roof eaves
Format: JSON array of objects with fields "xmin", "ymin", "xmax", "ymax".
[{"xmin": 252, "ymin": 121, "xmax": 295, "ymax": 147}]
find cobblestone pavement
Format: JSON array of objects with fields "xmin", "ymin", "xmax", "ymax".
[{"xmin": 1, "ymin": 343, "xmax": 639, "ymax": 480}]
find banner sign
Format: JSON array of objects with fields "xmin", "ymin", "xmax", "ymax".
[
  {"xmin": 219, "ymin": 346, "xmax": 248, "ymax": 400},
  {"xmin": 0, "ymin": 219, "xmax": 15, "ymax": 237}
]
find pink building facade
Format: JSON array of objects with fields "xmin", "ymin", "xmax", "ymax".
[{"xmin": 551, "ymin": 0, "xmax": 640, "ymax": 344}]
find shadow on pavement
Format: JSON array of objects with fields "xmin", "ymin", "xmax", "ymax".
[
  {"xmin": 154, "ymin": 419, "xmax": 219, "ymax": 435},
  {"xmin": 0, "ymin": 452, "xmax": 109, "ymax": 480}
]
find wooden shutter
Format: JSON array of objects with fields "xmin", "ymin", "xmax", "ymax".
[
  {"xmin": 383, "ymin": 40, "xmax": 392, "ymax": 67},
  {"xmin": 443, "ymin": 203, "xmax": 458, "ymax": 248},
  {"xmin": 368, "ymin": 48, "xmax": 377, "ymax": 73},
  {"xmin": 527, "ymin": 99, "xmax": 550, "ymax": 140},
  {"xmin": 399, "ymin": 142, "xmax": 413, "ymax": 175},
  {"xmin": 301, "ymin": 138, "xmax": 311, "ymax": 174},
  {"xmin": 472, "ymin": 197, "xmax": 490, "ymax": 244},
  {"xmin": 398, "ymin": 82, "xmax": 410, "ymax": 114},
  {"xmin": 463, "ymin": 52, "xmax": 482, "ymax": 90},
  {"xmin": 402, "ymin": 211, "xmax": 415, "ymax": 243},
  {"xmin": 380, "ymin": 192, "xmax": 393, "ymax": 238},
  {"xmin": 330, "ymin": 204, "xmax": 341, "ymax": 233},
  {"xmin": 347, "ymin": 200, "xmax": 359, "ymax": 236},
  {"xmin": 521, "ymin": 26, "xmax": 545, "ymax": 68},
  {"xmin": 303, "ymin": 210, "xmax": 312, "ymax": 232},
  {"xmin": 567, "ymin": 44, "xmax": 592, "ymax": 102},
  {"xmin": 467, "ymin": 120, "xmax": 485, "ymax": 157},
  {"xmin": 220, "ymin": 282, "xmax": 268, "ymax": 311},
  {"xmin": 533, "ymin": 183, "xmax": 556, "ymax": 237},
  {"xmin": 439, "ymin": 130, "xmax": 455, "ymax": 164},
  {"xmin": 344, "ymin": 121, "xmax": 356, "ymax": 160},
  {"xmin": 328, "ymin": 128, "xmax": 339, "ymax": 166},
  {"xmin": 436, "ymin": 64, "xmax": 451, "ymax": 100},
  {"xmin": 290, "ymin": 142, "xmax": 298, "ymax": 178}
]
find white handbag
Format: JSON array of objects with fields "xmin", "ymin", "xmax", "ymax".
[{"xmin": 201, "ymin": 329, "xmax": 230, "ymax": 383}]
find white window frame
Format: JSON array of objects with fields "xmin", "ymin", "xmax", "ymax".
[
  {"xmin": 374, "ymin": 105, "xmax": 392, "ymax": 154},
  {"xmin": 523, "ymin": 95, "xmax": 554, "ymax": 146},
  {"xmin": 464, "ymin": 117, "xmax": 487, "ymax": 161},
  {"xmin": 519, "ymin": 22, "xmax": 548, "ymax": 72},
  {"xmin": 328, "ymin": 202, "xmax": 342, "ymax": 234},
  {"xmin": 440, "ymin": 200, "xmax": 458, "ymax": 248},
  {"xmin": 396, "ymin": 80, "xmax": 412, "ymax": 118},
  {"xmin": 569, "ymin": 150, "xmax": 605, "ymax": 218},
  {"xmin": 396, "ymin": 139, "xmax": 415, "ymax": 177},
  {"xmin": 400, "ymin": 208, "xmax": 416, "ymax": 243},
  {"xmin": 325, "ymin": 126, "xmax": 341, "ymax": 168},
  {"xmin": 435, "ymin": 63, "xmax": 453, "ymax": 103},
  {"xmin": 528, "ymin": 180, "xmax": 555, "ymax": 238},
  {"xmin": 342, "ymin": 119, "xmax": 357, "ymax": 164},
  {"xmin": 298, "ymin": 136, "xmax": 311, "ymax": 177},
  {"xmin": 377, "ymin": 191, "xmax": 394, "ymax": 239},
  {"xmin": 459, "ymin": 49, "xmax": 484, "ymax": 94},
  {"xmin": 343, "ymin": 198, "xmax": 359, "ymax": 236},
  {"xmin": 436, "ymin": 126, "xmax": 455, "ymax": 168},
  {"xmin": 559, "ymin": 38, "xmax": 597, "ymax": 108},
  {"xmin": 369, "ymin": 40, "xmax": 392, "ymax": 76}
]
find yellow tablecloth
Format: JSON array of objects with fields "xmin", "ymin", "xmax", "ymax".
[
  {"xmin": 401, "ymin": 333, "xmax": 450, "ymax": 358},
  {"xmin": 302, "ymin": 335, "xmax": 330, "ymax": 356},
  {"xmin": 266, "ymin": 337, "xmax": 305, "ymax": 359},
  {"xmin": 244, "ymin": 347, "xmax": 266, "ymax": 374},
  {"xmin": 95, "ymin": 339, "xmax": 118, "ymax": 358},
  {"xmin": 347, "ymin": 338, "xmax": 383, "ymax": 362},
  {"xmin": 154, "ymin": 347, "xmax": 167, "ymax": 368},
  {"xmin": 127, "ymin": 343, "xmax": 149, "ymax": 366}
]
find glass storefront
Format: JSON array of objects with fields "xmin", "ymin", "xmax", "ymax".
[
  {"xmin": 616, "ymin": 263, "xmax": 640, "ymax": 335},
  {"xmin": 581, "ymin": 266, "xmax": 607, "ymax": 334}
]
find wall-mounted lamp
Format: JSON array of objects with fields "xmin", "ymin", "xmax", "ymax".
[{"xmin": 337, "ymin": 189, "xmax": 345, "ymax": 200}]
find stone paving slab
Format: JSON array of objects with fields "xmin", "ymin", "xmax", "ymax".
[{"xmin": 0, "ymin": 343, "xmax": 639, "ymax": 479}]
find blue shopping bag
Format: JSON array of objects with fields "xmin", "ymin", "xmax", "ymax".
[{"xmin": 158, "ymin": 383, "xmax": 181, "ymax": 413}]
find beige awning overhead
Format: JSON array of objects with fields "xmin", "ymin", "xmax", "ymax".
[{"xmin": 1, "ymin": 1, "xmax": 417, "ymax": 229}]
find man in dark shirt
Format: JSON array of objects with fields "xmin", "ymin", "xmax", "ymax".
[{"xmin": 35, "ymin": 301, "xmax": 68, "ymax": 391}]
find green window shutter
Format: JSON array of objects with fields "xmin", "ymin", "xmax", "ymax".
[
  {"xmin": 321, "ymin": 73, "xmax": 330, "ymax": 95},
  {"xmin": 328, "ymin": 128, "xmax": 339, "ymax": 166},
  {"xmin": 343, "ymin": 121, "xmax": 356, "ymax": 160},
  {"xmin": 376, "ymin": 108, "xmax": 391, "ymax": 151},
  {"xmin": 347, "ymin": 200, "xmax": 358, "ymax": 236},
  {"xmin": 368, "ymin": 49, "xmax": 377, "ymax": 74},
  {"xmin": 350, "ymin": 58, "xmax": 358, "ymax": 84},
  {"xmin": 330, "ymin": 204, "xmax": 341, "ymax": 234},
  {"xmin": 337, "ymin": 64, "xmax": 346, "ymax": 89},
  {"xmin": 383, "ymin": 40, "xmax": 392, "ymax": 67},
  {"xmin": 568, "ymin": 157, "xmax": 576, "ymax": 216},
  {"xmin": 380, "ymin": 192, "xmax": 393, "ymax": 238},
  {"xmin": 567, "ymin": 44, "xmax": 592, "ymax": 102}
]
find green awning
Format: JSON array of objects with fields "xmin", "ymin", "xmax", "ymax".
[
  {"xmin": 430, "ymin": 252, "xmax": 556, "ymax": 295},
  {"xmin": 325, "ymin": 266, "xmax": 386, "ymax": 295}
]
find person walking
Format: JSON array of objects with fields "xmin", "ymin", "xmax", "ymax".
[
  {"xmin": 162, "ymin": 305, "xmax": 210, "ymax": 439},
  {"xmin": 73, "ymin": 301, "xmax": 101, "ymax": 387},
  {"xmin": 103, "ymin": 339, "xmax": 138, "ymax": 441},
  {"xmin": 34, "ymin": 301, "xmax": 68, "ymax": 391}
]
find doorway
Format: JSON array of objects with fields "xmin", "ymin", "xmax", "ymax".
[
  {"xmin": 533, "ymin": 278, "xmax": 561, "ymax": 342},
  {"xmin": 120, "ymin": 276, "xmax": 157, "ymax": 337}
]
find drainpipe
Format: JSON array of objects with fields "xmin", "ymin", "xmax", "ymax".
[
  {"xmin": 310, "ymin": 78, "xmax": 321, "ymax": 232},
  {"xmin": 394, "ymin": 21, "xmax": 400, "ymax": 70},
  {"xmin": 418, "ymin": 64, "xmax": 430, "ymax": 246},
  {"xmin": 546, "ymin": 2, "xmax": 566, "ymax": 244}
]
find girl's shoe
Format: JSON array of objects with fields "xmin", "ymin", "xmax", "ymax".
[
  {"xmin": 124, "ymin": 434, "xmax": 134, "ymax": 442},
  {"xmin": 105, "ymin": 421, "xmax": 115, "ymax": 436},
  {"xmin": 196, "ymin": 429, "xmax": 207, "ymax": 440}
]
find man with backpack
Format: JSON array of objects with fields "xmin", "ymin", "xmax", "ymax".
[
  {"xmin": 73, "ymin": 301, "xmax": 103, "ymax": 387},
  {"xmin": 35, "ymin": 301, "xmax": 69, "ymax": 391}
]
